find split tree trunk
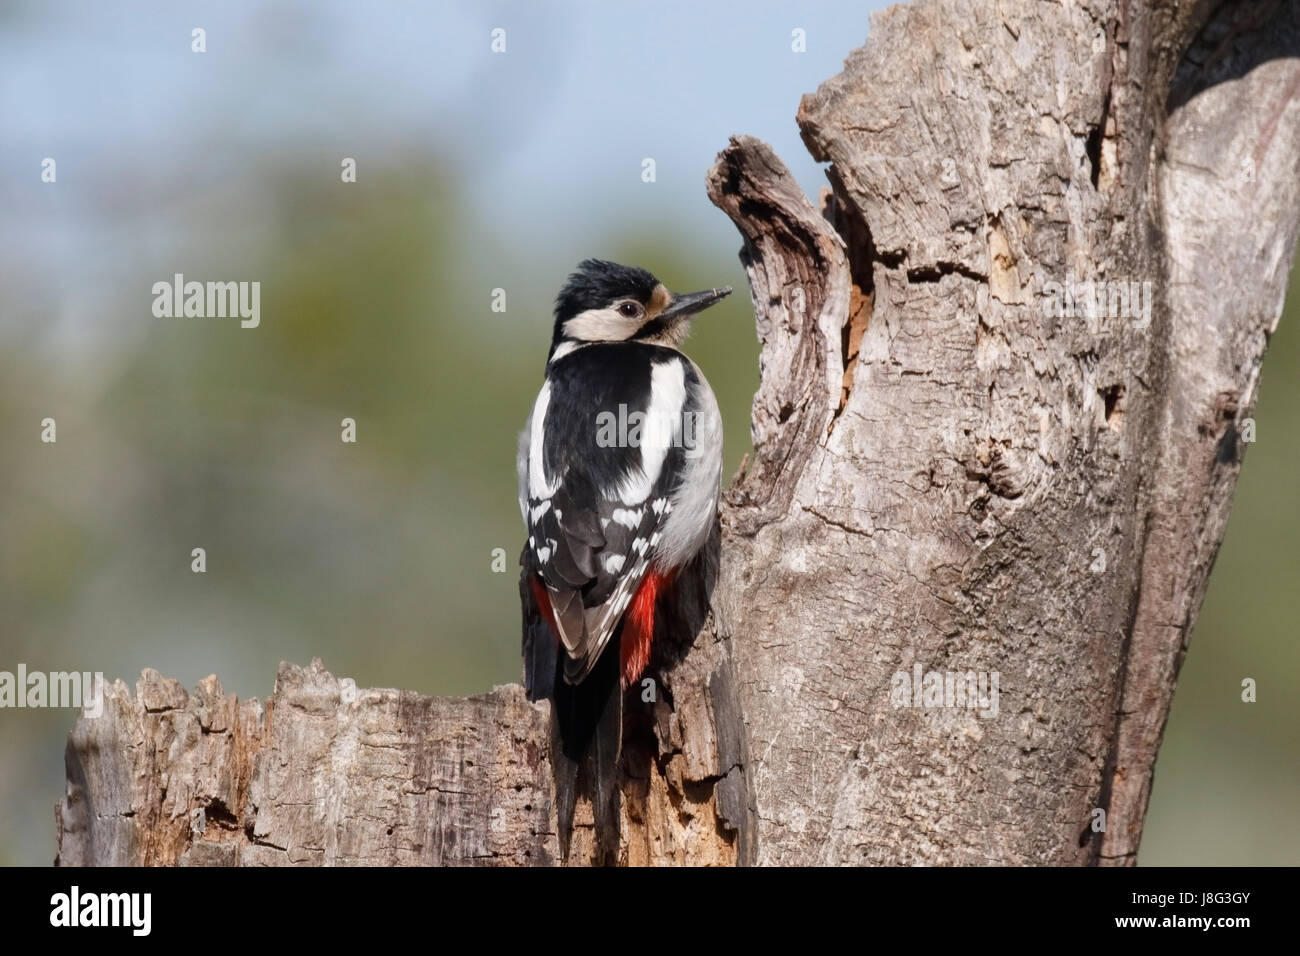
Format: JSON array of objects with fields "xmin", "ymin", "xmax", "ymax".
[{"xmin": 57, "ymin": 0, "xmax": 1300, "ymax": 866}]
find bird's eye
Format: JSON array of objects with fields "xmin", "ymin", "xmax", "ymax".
[{"xmin": 618, "ymin": 302, "xmax": 642, "ymax": 319}]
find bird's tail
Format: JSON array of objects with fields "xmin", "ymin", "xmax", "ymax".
[
  {"xmin": 521, "ymin": 563, "xmax": 622, "ymax": 863},
  {"xmin": 552, "ymin": 632, "xmax": 622, "ymax": 864}
]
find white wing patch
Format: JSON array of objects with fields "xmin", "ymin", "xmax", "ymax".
[
  {"xmin": 611, "ymin": 507, "xmax": 642, "ymax": 529},
  {"xmin": 614, "ymin": 360, "xmax": 686, "ymax": 504},
  {"xmin": 528, "ymin": 381, "xmax": 558, "ymax": 499}
]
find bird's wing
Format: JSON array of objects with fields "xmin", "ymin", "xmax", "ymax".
[{"xmin": 521, "ymin": 345, "xmax": 689, "ymax": 684}]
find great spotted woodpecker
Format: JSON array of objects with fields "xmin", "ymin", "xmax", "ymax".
[{"xmin": 517, "ymin": 259, "xmax": 730, "ymax": 856}]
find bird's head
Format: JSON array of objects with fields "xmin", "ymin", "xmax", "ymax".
[{"xmin": 550, "ymin": 259, "xmax": 731, "ymax": 360}]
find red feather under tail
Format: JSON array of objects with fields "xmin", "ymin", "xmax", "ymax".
[
  {"xmin": 529, "ymin": 574, "xmax": 558, "ymax": 642},
  {"xmin": 621, "ymin": 569, "xmax": 673, "ymax": 688}
]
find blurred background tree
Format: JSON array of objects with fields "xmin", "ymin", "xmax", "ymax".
[{"xmin": 0, "ymin": 0, "xmax": 1294, "ymax": 865}]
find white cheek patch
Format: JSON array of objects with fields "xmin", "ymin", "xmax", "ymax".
[{"xmin": 562, "ymin": 307, "xmax": 642, "ymax": 342}]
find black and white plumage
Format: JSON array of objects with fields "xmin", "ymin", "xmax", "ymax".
[
  {"xmin": 516, "ymin": 259, "xmax": 729, "ymax": 858},
  {"xmin": 521, "ymin": 343, "xmax": 719, "ymax": 680}
]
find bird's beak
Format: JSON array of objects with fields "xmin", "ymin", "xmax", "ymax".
[{"xmin": 657, "ymin": 286, "xmax": 733, "ymax": 321}]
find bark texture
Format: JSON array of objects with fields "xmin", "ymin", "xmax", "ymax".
[{"xmin": 57, "ymin": 0, "xmax": 1300, "ymax": 866}]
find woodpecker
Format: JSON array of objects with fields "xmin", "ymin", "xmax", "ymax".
[{"xmin": 517, "ymin": 259, "xmax": 730, "ymax": 857}]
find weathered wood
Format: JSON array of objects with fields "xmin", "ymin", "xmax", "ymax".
[
  {"xmin": 56, "ymin": 0, "xmax": 1300, "ymax": 866},
  {"xmin": 712, "ymin": 0, "xmax": 1300, "ymax": 865},
  {"xmin": 57, "ymin": 654, "xmax": 746, "ymax": 865},
  {"xmin": 57, "ymin": 663, "xmax": 554, "ymax": 866}
]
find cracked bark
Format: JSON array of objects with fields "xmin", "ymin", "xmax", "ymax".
[{"xmin": 56, "ymin": 0, "xmax": 1300, "ymax": 866}]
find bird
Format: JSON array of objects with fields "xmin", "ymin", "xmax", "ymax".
[{"xmin": 517, "ymin": 258, "xmax": 730, "ymax": 860}]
